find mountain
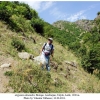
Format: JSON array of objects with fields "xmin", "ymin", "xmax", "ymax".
[
  {"xmin": 0, "ymin": 1, "xmax": 100, "ymax": 93},
  {"xmin": 74, "ymin": 19, "xmax": 94, "ymax": 32},
  {"xmin": 53, "ymin": 13, "xmax": 100, "ymax": 74}
]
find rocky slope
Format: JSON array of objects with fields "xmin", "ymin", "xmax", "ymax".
[{"xmin": 74, "ymin": 19, "xmax": 94, "ymax": 32}]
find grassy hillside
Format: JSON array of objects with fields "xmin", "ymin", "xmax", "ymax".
[
  {"xmin": 0, "ymin": 21, "xmax": 100, "ymax": 93},
  {"xmin": 0, "ymin": 1, "xmax": 100, "ymax": 93}
]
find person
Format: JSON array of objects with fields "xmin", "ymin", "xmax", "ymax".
[{"xmin": 41, "ymin": 38, "xmax": 54, "ymax": 71}]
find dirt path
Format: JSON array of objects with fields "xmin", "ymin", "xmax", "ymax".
[
  {"xmin": 0, "ymin": 55, "xmax": 14, "ymax": 93},
  {"xmin": 0, "ymin": 68, "xmax": 13, "ymax": 93}
]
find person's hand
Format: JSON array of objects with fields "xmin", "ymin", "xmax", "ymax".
[{"xmin": 51, "ymin": 55, "xmax": 53, "ymax": 58}]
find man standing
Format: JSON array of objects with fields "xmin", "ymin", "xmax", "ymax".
[{"xmin": 41, "ymin": 38, "xmax": 54, "ymax": 71}]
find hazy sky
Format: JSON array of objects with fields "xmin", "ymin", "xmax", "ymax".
[{"xmin": 22, "ymin": 1, "xmax": 100, "ymax": 24}]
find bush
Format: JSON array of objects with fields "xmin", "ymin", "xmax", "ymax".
[
  {"xmin": 31, "ymin": 18, "xmax": 44, "ymax": 34},
  {"xmin": 81, "ymin": 55, "xmax": 92, "ymax": 73},
  {"xmin": 9, "ymin": 15, "xmax": 34, "ymax": 32},
  {"xmin": 11, "ymin": 38, "xmax": 26, "ymax": 52},
  {"xmin": 19, "ymin": 2, "xmax": 39, "ymax": 20},
  {"xmin": 78, "ymin": 45, "xmax": 87, "ymax": 56},
  {"xmin": 68, "ymin": 41, "xmax": 81, "ymax": 51},
  {"xmin": 4, "ymin": 71, "xmax": 14, "ymax": 76},
  {"xmin": 81, "ymin": 47, "xmax": 100, "ymax": 74},
  {"xmin": 0, "ymin": 2, "xmax": 12, "ymax": 22}
]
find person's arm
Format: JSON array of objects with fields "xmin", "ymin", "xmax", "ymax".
[{"xmin": 51, "ymin": 49, "xmax": 54, "ymax": 57}]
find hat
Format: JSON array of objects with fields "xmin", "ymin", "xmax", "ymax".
[{"xmin": 48, "ymin": 38, "xmax": 53, "ymax": 41}]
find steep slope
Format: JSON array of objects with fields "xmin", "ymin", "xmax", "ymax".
[
  {"xmin": 0, "ymin": 1, "xmax": 100, "ymax": 93},
  {"xmin": 0, "ymin": 21, "xmax": 100, "ymax": 93},
  {"xmin": 53, "ymin": 13, "xmax": 100, "ymax": 78}
]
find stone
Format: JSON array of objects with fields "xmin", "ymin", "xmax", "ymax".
[
  {"xmin": 0, "ymin": 63, "xmax": 11, "ymax": 68},
  {"xmin": 65, "ymin": 61, "xmax": 77, "ymax": 68},
  {"xmin": 18, "ymin": 52, "xmax": 34, "ymax": 60}
]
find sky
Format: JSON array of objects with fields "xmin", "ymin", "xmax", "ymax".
[{"xmin": 22, "ymin": 0, "xmax": 100, "ymax": 24}]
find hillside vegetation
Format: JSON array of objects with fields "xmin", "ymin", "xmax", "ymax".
[
  {"xmin": 0, "ymin": 1, "xmax": 100, "ymax": 93},
  {"xmin": 53, "ymin": 15, "xmax": 100, "ymax": 78}
]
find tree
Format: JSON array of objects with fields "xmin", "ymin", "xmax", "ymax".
[
  {"xmin": 31, "ymin": 18, "xmax": 44, "ymax": 34},
  {"xmin": 0, "ymin": 2, "xmax": 12, "ymax": 22},
  {"xmin": 97, "ymin": 12, "xmax": 100, "ymax": 15}
]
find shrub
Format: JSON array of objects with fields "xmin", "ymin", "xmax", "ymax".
[
  {"xmin": 81, "ymin": 47, "xmax": 100, "ymax": 74},
  {"xmin": 4, "ymin": 71, "xmax": 14, "ymax": 76},
  {"xmin": 31, "ymin": 18, "xmax": 44, "ymax": 34},
  {"xmin": 11, "ymin": 38, "xmax": 26, "ymax": 52},
  {"xmin": 0, "ymin": 2, "xmax": 12, "ymax": 22},
  {"xmin": 78, "ymin": 45, "xmax": 87, "ymax": 56},
  {"xmin": 9, "ymin": 15, "xmax": 34, "ymax": 32},
  {"xmin": 68, "ymin": 41, "xmax": 81, "ymax": 51},
  {"xmin": 81, "ymin": 55, "xmax": 91, "ymax": 72},
  {"xmin": 19, "ymin": 2, "xmax": 39, "ymax": 20}
]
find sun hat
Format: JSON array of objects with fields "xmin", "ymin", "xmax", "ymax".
[{"xmin": 48, "ymin": 38, "xmax": 53, "ymax": 41}]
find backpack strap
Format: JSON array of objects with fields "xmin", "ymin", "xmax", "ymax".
[
  {"xmin": 51, "ymin": 44, "xmax": 53, "ymax": 51},
  {"xmin": 43, "ymin": 43, "xmax": 47, "ymax": 50}
]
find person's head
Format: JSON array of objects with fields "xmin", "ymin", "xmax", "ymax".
[{"xmin": 48, "ymin": 38, "xmax": 53, "ymax": 44}]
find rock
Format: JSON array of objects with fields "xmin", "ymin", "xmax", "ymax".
[
  {"xmin": 18, "ymin": 52, "xmax": 34, "ymax": 60},
  {"xmin": 0, "ymin": 63, "xmax": 11, "ymax": 68},
  {"xmin": 71, "ymin": 61, "xmax": 77, "ymax": 67},
  {"xmin": 65, "ymin": 61, "xmax": 77, "ymax": 68},
  {"xmin": 74, "ymin": 20, "xmax": 93, "ymax": 32}
]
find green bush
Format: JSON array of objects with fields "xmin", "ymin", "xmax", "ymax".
[
  {"xmin": 0, "ymin": 2, "xmax": 12, "ymax": 22},
  {"xmin": 11, "ymin": 38, "xmax": 26, "ymax": 52},
  {"xmin": 81, "ymin": 55, "xmax": 92, "ymax": 73},
  {"xmin": 81, "ymin": 47, "xmax": 100, "ymax": 74},
  {"xmin": 68, "ymin": 41, "xmax": 81, "ymax": 51},
  {"xmin": 0, "ymin": 1, "xmax": 37, "ymax": 32},
  {"xmin": 4, "ymin": 71, "xmax": 14, "ymax": 76},
  {"xmin": 31, "ymin": 18, "xmax": 44, "ymax": 34},
  {"xmin": 78, "ymin": 45, "xmax": 87, "ymax": 56},
  {"xmin": 9, "ymin": 15, "xmax": 34, "ymax": 32},
  {"xmin": 19, "ymin": 2, "xmax": 39, "ymax": 20}
]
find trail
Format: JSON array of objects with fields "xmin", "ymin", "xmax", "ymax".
[{"xmin": 0, "ymin": 55, "xmax": 14, "ymax": 93}]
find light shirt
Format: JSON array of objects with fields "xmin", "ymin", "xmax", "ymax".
[{"xmin": 42, "ymin": 43, "xmax": 54, "ymax": 55}]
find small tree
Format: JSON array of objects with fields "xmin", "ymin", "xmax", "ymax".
[{"xmin": 97, "ymin": 12, "xmax": 100, "ymax": 15}]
